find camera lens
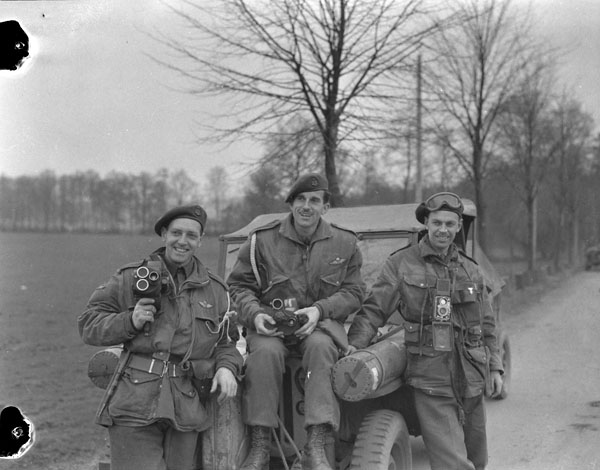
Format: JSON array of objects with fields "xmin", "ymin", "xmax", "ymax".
[
  {"xmin": 136, "ymin": 279, "xmax": 150, "ymax": 292},
  {"xmin": 148, "ymin": 271, "xmax": 160, "ymax": 282},
  {"xmin": 136, "ymin": 266, "xmax": 150, "ymax": 279}
]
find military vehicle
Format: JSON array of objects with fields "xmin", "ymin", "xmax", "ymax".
[
  {"xmin": 218, "ymin": 200, "xmax": 511, "ymax": 469},
  {"xmin": 88, "ymin": 200, "xmax": 511, "ymax": 469}
]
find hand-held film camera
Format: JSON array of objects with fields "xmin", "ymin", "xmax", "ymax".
[
  {"xmin": 132, "ymin": 260, "xmax": 167, "ymax": 335},
  {"xmin": 264, "ymin": 298, "xmax": 308, "ymax": 336},
  {"xmin": 432, "ymin": 279, "xmax": 453, "ymax": 351}
]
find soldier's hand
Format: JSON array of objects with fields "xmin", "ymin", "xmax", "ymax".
[
  {"xmin": 294, "ymin": 306, "xmax": 320, "ymax": 339},
  {"xmin": 211, "ymin": 367, "xmax": 238, "ymax": 404},
  {"xmin": 344, "ymin": 345, "xmax": 357, "ymax": 356},
  {"xmin": 489, "ymin": 370, "xmax": 504, "ymax": 398},
  {"xmin": 255, "ymin": 313, "xmax": 283, "ymax": 337},
  {"xmin": 131, "ymin": 298, "xmax": 156, "ymax": 330}
]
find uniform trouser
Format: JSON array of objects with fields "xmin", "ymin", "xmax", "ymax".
[
  {"xmin": 108, "ymin": 422, "xmax": 199, "ymax": 470},
  {"xmin": 243, "ymin": 329, "xmax": 340, "ymax": 430},
  {"xmin": 413, "ymin": 389, "xmax": 487, "ymax": 470}
]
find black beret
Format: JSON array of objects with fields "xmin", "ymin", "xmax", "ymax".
[
  {"xmin": 154, "ymin": 204, "xmax": 207, "ymax": 235},
  {"xmin": 285, "ymin": 173, "xmax": 329, "ymax": 203}
]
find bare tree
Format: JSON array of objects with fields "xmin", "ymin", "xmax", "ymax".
[
  {"xmin": 496, "ymin": 57, "xmax": 557, "ymax": 271},
  {"xmin": 169, "ymin": 169, "xmax": 199, "ymax": 206},
  {"xmin": 205, "ymin": 166, "xmax": 228, "ymax": 233},
  {"xmin": 423, "ymin": 0, "xmax": 535, "ymax": 249},
  {"xmin": 547, "ymin": 95, "xmax": 594, "ymax": 268},
  {"xmin": 155, "ymin": 0, "xmax": 442, "ymax": 206}
]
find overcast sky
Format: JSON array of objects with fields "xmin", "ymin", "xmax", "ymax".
[{"xmin": 1, "ymin": 0, "xmax": 599, "ymax": 190}]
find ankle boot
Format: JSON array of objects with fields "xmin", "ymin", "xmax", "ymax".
[
  {"xmin": 240, "ymin": 425, "xmax": 271, "ymax": 470},
  {"xmin": 301, "ymin": 424, "xmax": 334, "ymax": 470}
]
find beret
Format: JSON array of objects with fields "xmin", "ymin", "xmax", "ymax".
[
  {"xmin": 154, "ymin": 204, "xmax": 207, "ymax": 235},
  {"xmin": 285, "ymin": 173, "xmax": 329, "ymax": 203},
  {"xmin": 415, "ymin": 191, "xmax": 464, "ymax": 224}
]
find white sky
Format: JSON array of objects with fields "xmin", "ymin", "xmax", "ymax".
[{"xmin": 0, "ymin": 0, "xmax": 598, "ymax": 189}]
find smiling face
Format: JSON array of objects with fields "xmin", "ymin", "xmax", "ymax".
[
  {"xmin": 425, "ymin": 210, "xmax": 462, "ymax": 254},
  {"xmin": 161, "ymin": 218, "xmax": 203, "ymax": 267},
  {"xmin": 290, "ymin": 190, "xmax": 329, "ymax": 237}
]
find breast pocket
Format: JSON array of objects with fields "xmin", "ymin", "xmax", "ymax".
[
  {"xmin": 262, "ymin": 274, "xmax": 292, "ymax": 302},
  {"xmin": 400, "ymin": 274, "xmax": 436, "ymax": 322}
]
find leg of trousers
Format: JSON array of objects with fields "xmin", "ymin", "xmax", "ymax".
[
  {"xmin": 462, "ymin": 394, "xmax": 488, "ymax": 470},
  {"xmin": 413, "ymin": 389, "xmax": 485, "ymax": 470},
  {"xmin": 243, "ymin": 331, "xmax": 289, "ymax": 427},
  {"xmin": 242, "ymin": 330, "xmax": 340, "ymax": 430},
  {"xmin": 108, "ymin": 422, "xmax": 199, "ymax": 470},
  {"xmin": 299, "ymin": 330, "xmax": 340, "ymax": 430}
]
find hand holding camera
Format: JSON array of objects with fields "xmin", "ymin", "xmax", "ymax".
[
  {"xmin": 262, "ymin": 298, "xmax": 309, "ymax": 337},
  {"xmin": 132, "ymin": 261, "xmax": 167, "ymax": 335},
  {"xmin": 132, "ymin": 298, "xmax": 157, "ymax": 331}
]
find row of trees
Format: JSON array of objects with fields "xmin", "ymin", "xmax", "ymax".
[
  {"xmin": 2, "ymin": 113, "xmax": 599, "ymax": 271},
  {"xmin": 2, "ymin": 0, "xmax": 599, "ymax": 274},
  {"xmin": 151, "ymin": 0, "xmax": 599, "ymax": 271}
]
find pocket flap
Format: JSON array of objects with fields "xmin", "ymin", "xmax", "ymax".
[
  {"xmin": 465, "ymin": 347, "xmax": 487, "ymax": 364},
  {"xmin": 126, "ymin": 368, "xmax": 162, "ymax": 385},
  {"xmin": 189, "ymin": 358, "xmax": 215, "ymax": 380}
]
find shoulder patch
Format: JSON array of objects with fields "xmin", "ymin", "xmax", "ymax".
[
  {"xmin": 208, "ymin": 270, "xmax": 229, "ymax": 290},
  {"xmin": 116, "ymin": 259, "xmax": 146, "ymax": 274}
]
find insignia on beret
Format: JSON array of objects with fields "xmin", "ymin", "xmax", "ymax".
[
  {"xmin": 310, "ymin": 177, "xmax": 318, "ymax": 187},
  {"xmin": 194, "ymin": 207, "xmax": 203, "ymax": 216}
]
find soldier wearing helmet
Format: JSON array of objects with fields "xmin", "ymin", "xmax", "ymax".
[{"xmin": 348, "ymin": 192, "xmax": 503, "ymax": 470}]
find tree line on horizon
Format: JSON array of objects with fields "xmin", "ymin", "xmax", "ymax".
[{"xmin": 2, "ymin": 0, "xmax": 600, "ymax": 275}]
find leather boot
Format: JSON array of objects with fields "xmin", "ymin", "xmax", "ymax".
[
  {"xmin": 301, "ymin": 424, "xmax": 334, "ymax": 470},
  {"xmin": 240, "ymin": 425, "xmax": 271, "ymax": 470}
]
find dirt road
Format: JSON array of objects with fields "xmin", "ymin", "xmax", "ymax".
[{"xmin": 410, "ymin": 270, "xmax": 600, "ymax": 470}]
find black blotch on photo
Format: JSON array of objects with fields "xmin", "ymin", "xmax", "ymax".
[
  {"xmin": 0, "ymin": 20, "xmax": 30, "ymax": 71},
  {"xmin": 0, "ymin": 406, "xmax": 33, "ymax": 458}
]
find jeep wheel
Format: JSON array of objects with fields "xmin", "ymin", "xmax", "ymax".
[
  {"xmin": 348, "ymin": 409, "xmax": 411, "ymax": 470},
  {"xmin": 494, "ymin": 330, "xmax": 511, "ymax": 400}
]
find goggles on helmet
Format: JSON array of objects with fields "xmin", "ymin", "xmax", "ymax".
[{"xmin": 424, "ymin": 192, "xmax": 464, "ymax": 213}]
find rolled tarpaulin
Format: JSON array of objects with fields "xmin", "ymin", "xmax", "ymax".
[{"xmin": 332, "ymin": 328, "xmax": 407, "ymax": 402}]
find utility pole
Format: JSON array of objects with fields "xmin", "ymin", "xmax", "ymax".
[{"xmin": 415, "ymin": 53, "xmax": 423, "ymax": 202}]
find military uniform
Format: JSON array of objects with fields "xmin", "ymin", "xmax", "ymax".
[
  {"xmin": 348, "ymin": 236, "xmax": 503, "ymax": 470},
  {"xmin": 79, "ymin": 247, "xmax": 243, "ymax": 470},
  {"xmin": 228, "ymin": 214, "xmax": 364, "ymax": 431}
]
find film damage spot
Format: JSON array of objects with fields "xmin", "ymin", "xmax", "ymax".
[
  {"xmin": 0, "ymin": 406, "xmax": 35, "ymax": 459},
  {"xmin": 0, "ymin": 20, "xmax": 30, "ymax": 71}
]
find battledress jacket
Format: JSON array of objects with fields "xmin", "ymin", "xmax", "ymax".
[
  {"xmin": 78, "ymin": 247, "xmax": 243, "ymax": 432},
  {"xmin": 348, "ymin": 236, "xmax": 504, "ymax": 398},
  {"xmin": 227, "ymin": 214, "xmax": 365, "ymax": 333}
]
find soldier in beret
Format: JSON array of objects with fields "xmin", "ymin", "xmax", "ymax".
[
  {"xmin": 228, "ymin": 173, "xmax": 365, "ymax": 470},
  {"xmin": 78, "ymin": 204, "xmax": 243, "ymax": 470},
  {"xmin": 347, "ymin": 192, "xmax": 504, "ymax": 470}
]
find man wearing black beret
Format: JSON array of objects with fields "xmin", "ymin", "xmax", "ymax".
[
  {"xmin": 78, "ymin": 204, "xmax": 243, "ymax": 470},
  {"xmin": 228, "ymin": 173, "xmax": 365, "ymax": 470},
  {"xmin": 348, "ymin": 192, "xmax": 504, "ymax": 470}
]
